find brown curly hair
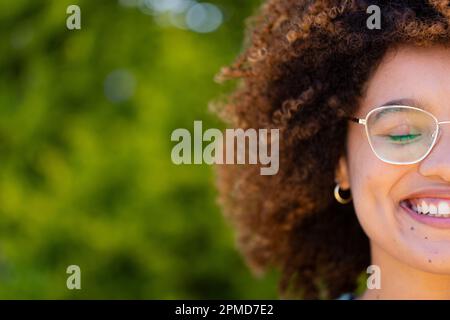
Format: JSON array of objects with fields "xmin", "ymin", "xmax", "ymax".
[{"xmin": 214, "ymin": 0, "xmax": 450, "ymax": 299}]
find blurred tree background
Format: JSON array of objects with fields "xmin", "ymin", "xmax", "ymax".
[{"xmin": 0, "ymin": 0, "xmax": 280, "ymax": 298}]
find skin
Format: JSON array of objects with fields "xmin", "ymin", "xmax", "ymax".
[{"xmin": 335, "ymin": 45, "xmax": 450, "ymax": 299}]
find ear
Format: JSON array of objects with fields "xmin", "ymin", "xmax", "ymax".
[{"xmin": 335, "ymin": 155, "xmax": 350, "ymax": 190}]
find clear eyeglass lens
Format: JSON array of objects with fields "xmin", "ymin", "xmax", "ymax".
[{"xmin": 366, "ymin": 106, "xmax": 437, "ymax": 163}]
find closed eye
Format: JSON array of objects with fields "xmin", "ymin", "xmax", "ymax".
[{"xmin": 387, "ymin": 133, "xmax": 422, "ymax": 143}]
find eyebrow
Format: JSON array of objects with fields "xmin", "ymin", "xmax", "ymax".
[
  {"xmin": 350, "ymin": 98, "xmax": 429, "ymax": 123},
  {"xmin": 378, "ymin": 98, "xmax": 425, "ymax": 109},
  {"xmin": 371, "ymin": 98, "xmax": 429, "ymax": 121}
]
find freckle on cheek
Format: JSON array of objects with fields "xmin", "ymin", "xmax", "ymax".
[
  {"xmin": 428, "ymin": 259, "xmax": 432, "ymax": 263},
  {"xmin": 410, "ymin": 226, "xmax": 414, "ymax": 231}
]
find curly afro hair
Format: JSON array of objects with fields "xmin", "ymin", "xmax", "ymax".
[{"xmin": 214, "ymin": 0, "xmax": 450, "ymax": 299}]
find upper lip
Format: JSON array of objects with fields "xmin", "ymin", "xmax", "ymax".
[{"xmin": 400, "ymin": 188, "xmax": 450, "ymax": 202}]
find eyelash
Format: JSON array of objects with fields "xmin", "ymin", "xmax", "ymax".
[{"xmin": 387, "ymin": 133, "xmax": 422, "ymax": 143}]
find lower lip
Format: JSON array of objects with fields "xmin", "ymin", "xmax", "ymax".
[{"xmin": 400, "ymin": 201, "xmax": 450, "ymax": 229}]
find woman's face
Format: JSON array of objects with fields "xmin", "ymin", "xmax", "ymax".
[{"xmin": 339, "ymin": 45, "xmax": 450, "ymax": 274}]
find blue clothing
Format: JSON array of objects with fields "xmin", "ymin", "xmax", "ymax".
[{"xmin": 336, "ymin": 292, "xmax": 356, "ymax": 300}]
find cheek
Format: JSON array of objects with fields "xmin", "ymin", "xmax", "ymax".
[{"xmin": 346, "ymin": 127, "xmax": 403, "ymax": 240}]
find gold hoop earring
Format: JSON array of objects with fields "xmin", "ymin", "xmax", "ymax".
[{"xmin": 334, "ymin": 184, "xmax": 352, "ymax": 204}]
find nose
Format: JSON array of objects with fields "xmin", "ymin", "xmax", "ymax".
[{"xmin": 418, "ymin": 124, "xmax": 450, "ymax": 182}]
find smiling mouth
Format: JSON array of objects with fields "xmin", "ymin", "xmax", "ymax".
[{"xmin": 400, "ymin": 199, "xmax": 450, "ymax": 218}]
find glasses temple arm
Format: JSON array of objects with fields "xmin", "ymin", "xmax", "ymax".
[{"xmin": 346, "ymin": 116, "xmax": 366, "ymax": 125}]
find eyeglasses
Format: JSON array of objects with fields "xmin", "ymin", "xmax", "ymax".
[{"xmin": 348, "ymin": 105, "xmax": 450, "ymax": 165}]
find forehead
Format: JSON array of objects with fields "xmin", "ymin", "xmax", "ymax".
[{"xmin": 358, "ymin": 45, "xmax": 450, "ymax": 117}]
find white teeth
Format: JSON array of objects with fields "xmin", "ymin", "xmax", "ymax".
[
  {"xmin": 429, "ymin": 204, "xmax": 438, "ymax": 215},
  {"xmin": 438, "ymin": 202, "xmax": 450, "ymax": 214},
  {"xmin": 407, "ymin": 199, "xmax": 450, "ymax": 217},
  {"xmin": 421, "ymin": 201, "xmax": 429, "ymax": 214}
]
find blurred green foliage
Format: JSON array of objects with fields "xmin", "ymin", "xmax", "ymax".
[{"xmin": 0, "ymin": 0, "xmax": 279, "ymax": 298}]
